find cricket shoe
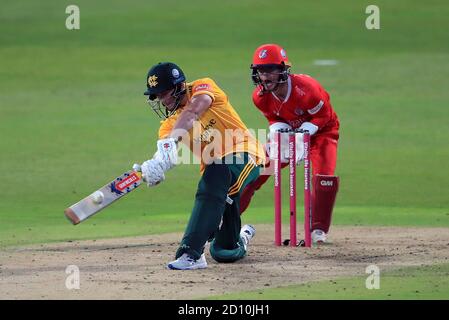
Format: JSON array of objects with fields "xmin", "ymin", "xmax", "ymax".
[
  {"xmin": 311, "ymin": 229, "xmax": 327, "ymax": 244},
  {"xmin": 167, "ymin": 253, "xmax": 207, "ymax": 270},
  {"xmin": 240, "ymin": 224, "xmax": 256, "ymax": 250}
]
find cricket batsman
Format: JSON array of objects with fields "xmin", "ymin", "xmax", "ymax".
[
  {"xmin": 240, "ymin": 44, "xmax": 340, "ymax": 244},
  {"xmin": 139, "ymin": 62, "xmax": 265, "ymax": 269}
]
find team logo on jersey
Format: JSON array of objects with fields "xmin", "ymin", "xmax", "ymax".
[
  {"xmin": 193, "ymin": 118, "xmax": 217, "ymax": 144},
  {"xmin": 148, "ymin": 75, "xmax": 158, "ymax": 87},
  {"xmin": 193, "ymin": 83, "xmax": 211, "ymax": 92},
  {"xmin": 295, "ymin": 86, "xmax": 306, "ymax": 96},
  {"xmin": 294, "ymin": 107, "xmax": 304, "ymax": 116},
  {"xmin": 172, "ymin": 69, "xmax": 180, "ymax": 78},
  {"xmin": 280, "ymin": 49, "xmax": 287, "ymax": 58},
  {"xmin": 259, "ymin": 49, "xmax": 268, "ymax": 59},
  {"xmin": 288, "ymin": 119, "xmax": 303, "ymax": 128}
]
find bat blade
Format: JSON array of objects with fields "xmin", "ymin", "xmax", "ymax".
[{"xmin": 64, "ymin": 170, "xmax": 143, "ymax": 225}]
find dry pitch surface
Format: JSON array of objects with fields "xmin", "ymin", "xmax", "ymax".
[{"xmin": 1, "ymin": 225, "xmax": 448, "ymax": 299}]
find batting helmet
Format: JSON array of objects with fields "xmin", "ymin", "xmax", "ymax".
[
  {"xmin": 144, "ymin": 62, "xmax": 187, "ymax": 118},
  {"xmin": 144, "ymin": 62, "xmax": 186, "ymax": 100}
]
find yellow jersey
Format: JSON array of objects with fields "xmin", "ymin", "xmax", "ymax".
[{"xmin": 158, "ymin": 78, "xmax": 266, "ymax": 173}]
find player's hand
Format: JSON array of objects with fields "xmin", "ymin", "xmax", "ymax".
[
  {"xmin": 267, "ymin": 131, "xmax": 305, "ymax": 165},
  {"xmin": 152, "ymin": 150, "xmax": 171, "ymax": 172},
  {"xmin": 156, "ymin": 138, "xmax": 178, "ymax": 170},
  {"xmin": 267, "ymin": 131, "xmax": 290, "ymax": 164},
  {"xmin": 140, "ymin": 159, "xmax": 165, "ymax": 187}
]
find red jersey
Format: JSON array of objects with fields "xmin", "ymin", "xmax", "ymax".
[{"xmin": 252, "ymin": 74, "xmax": 339, "ymax": 135}]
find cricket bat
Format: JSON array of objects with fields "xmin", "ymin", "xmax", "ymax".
[{"xmin": 64, "ymin": 169, "xmax": 143, "ymax": 225}]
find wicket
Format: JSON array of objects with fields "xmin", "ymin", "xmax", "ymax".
[{"xmin": 273, "ymin": 129, "xmax": 312, "ymax": 247}]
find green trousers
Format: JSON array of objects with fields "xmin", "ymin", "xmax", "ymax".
[{"xmin": 175, "ymin": 153, "xmax": 261, "ymax": 262}]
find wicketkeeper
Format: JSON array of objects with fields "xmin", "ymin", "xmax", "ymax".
[
  {"xmin": 139, "ymin": 62, "xmax": 265, "ymax": 270},
  {"xmin": 240, "ymin": 44, "xmax": 340, "ymax": 244}
]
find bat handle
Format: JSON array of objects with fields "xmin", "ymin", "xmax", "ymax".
[{"xmin": 132, "ymin": 163, "xmax": 145, "ymax": 181}]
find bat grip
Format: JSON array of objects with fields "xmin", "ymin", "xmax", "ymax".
[{"xmin": 132, "ymin": 163, "xmax": 142, "ymax": 172}]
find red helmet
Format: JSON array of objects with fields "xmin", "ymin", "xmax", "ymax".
[
  {"xmin": 251, "ymin": 44, "xmax": 291, "ymax": 68},
  {"xmin": 250, "ymin": 44, "xmax": 291, "ymax": 89}
]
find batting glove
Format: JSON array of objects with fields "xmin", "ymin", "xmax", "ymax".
[
  {"xmin": 156, "ymin": 138, "xmax": 178, "ymax": 171},
  {"xmin": 140, "ymin": 159, "xmax": 165, "ymax": 187}
]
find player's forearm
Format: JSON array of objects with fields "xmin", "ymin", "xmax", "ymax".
[
  {"xmin": 173, "ymin": 110, "xmax": 197, "ymax": 131},
  {"xmin": 169, "ymin": 94, "xmax": 212, "ymax": 141},
  {"xmin": 170, "ymin": 110, "xmax": 198, "ymax": 140}
]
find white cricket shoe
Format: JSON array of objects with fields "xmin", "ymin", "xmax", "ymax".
[
  {"xmin": 167, "ymin": 253, "xmax": 207, "ymax": 270},
  {"xmin": 311, "ymin": 229, "xmax": 327, "ymax": 244},
  {"xmin": 240, "ymin": 224, "xmax": 256, "ymax": 250}
]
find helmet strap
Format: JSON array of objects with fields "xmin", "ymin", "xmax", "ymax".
[
  {"xmin": 255, "ymin": 67, "xmax": 290, "ymax": 93},
  {"xmin": 167, "ymin": 83, "xmax": 186, "ymax": 117}
]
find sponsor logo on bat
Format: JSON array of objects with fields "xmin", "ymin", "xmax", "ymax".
[
  {"xmin": 110, "ymin": 172, "xmax": 141, "ymax": 195},
  {"xmin": 116, "ymin": 172, "xmax": 140, "ymax": 191}
]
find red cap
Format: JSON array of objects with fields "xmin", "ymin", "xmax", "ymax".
[{"xmin": 251, "ymin": 44, "xmax": 291, "ymax": 67}]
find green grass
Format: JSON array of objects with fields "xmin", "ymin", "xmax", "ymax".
[
  {"xmin": 2, "ymin": 204, "xmax": 447, "ymax": 248},
  {"xmin": 1, "ymin": 0, "xmax": 449, "ymax": 250},
  {"xmin": 208, "ymin": 263, "xmax": 449, "ymax": 300},
  {"xmin": 1, "ymin": 0, "xmax": 448, "ymax": 301}
]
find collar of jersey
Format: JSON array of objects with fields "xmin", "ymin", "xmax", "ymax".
[{"xmin": 271, "ymin": 76, "xmax": 292, "ymax": 103}]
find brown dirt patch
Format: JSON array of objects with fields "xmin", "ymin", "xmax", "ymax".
[{"xmin": 1, "ymin": 225, "xmax": 448, "ymax": 299}]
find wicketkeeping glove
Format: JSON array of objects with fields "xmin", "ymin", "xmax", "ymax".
[
  {"xmin": 267, "ymin": 131, "xmax": 305, "ymax": 165},
  {"xmin": 294, "ymin": 132, "xmax": 305, "ymax": 165},
  {"xmin": 267, "ymin": 131, "xmax": 290, "ymax": 164}
]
